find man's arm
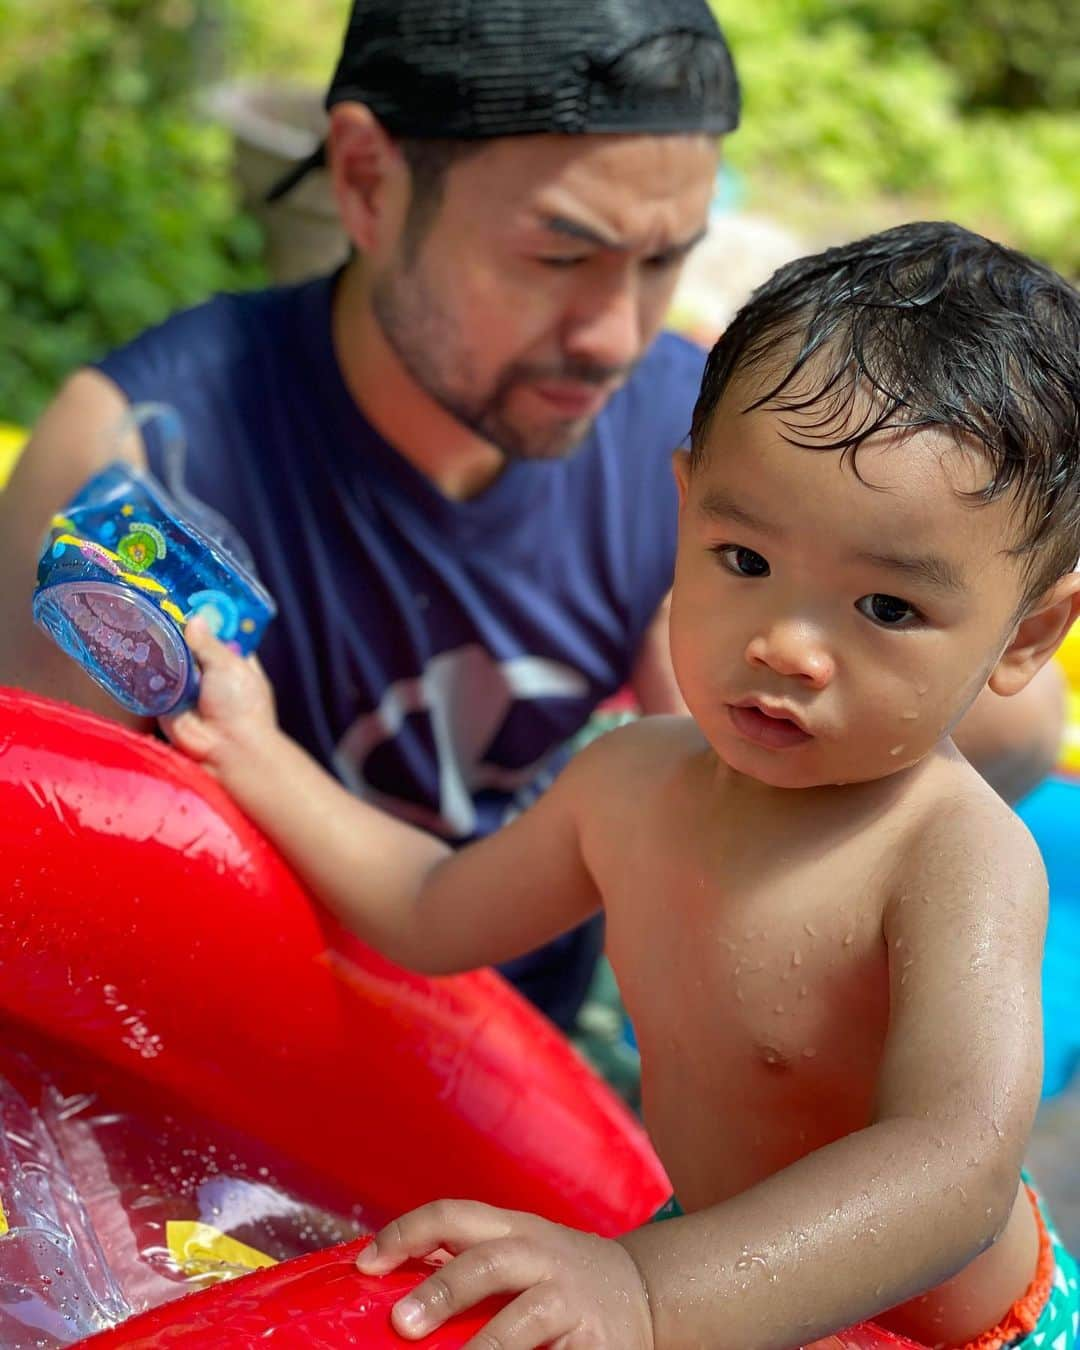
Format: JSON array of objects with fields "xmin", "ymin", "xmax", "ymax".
[
  {"xmin": 630, "ymin": 592, "xmax": 687, "ymax": 715},
  {"xmin": 0, "ymin": 369, "xmax": 149, "ymax": 726},
  {"xmin": 166, "ymin": 623, "xmax": 604, "ymax": 975},
  {"xmin": 953, "ymin": 662, "xmax": 1065, "ymax": 803}
]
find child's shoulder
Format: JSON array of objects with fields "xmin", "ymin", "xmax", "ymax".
[
  {"xmin": 564, "ymin": 714, "xmax": 705, "ymax": 793},
  {"xmin": 576, "ymin": 714, "xmax": 705, "ymax": 766},
  {"xmin": 892, "ymin": 756, "xmax": 1046, "ymax": 910}
]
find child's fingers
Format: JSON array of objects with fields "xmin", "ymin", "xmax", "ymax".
[
  {"xmin": 388, "ymin": 1241, "xmax": 545, "ymax": 1341},
  {"xmin": 356, "ymin": 1200, "xmax": 512, "ymax": 1274},
  {"xmin": 457, "ymin": 1287, "xmax": 571, "ymax": 1350},
  {"xmin": 183, "ymin": 615, "xmax": 234, "ymax": 667},
  {"xmin": 159, "ymin": 709, "xmax": 215, "ymax": 762}
]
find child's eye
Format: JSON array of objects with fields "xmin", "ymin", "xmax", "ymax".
[
  {"xmin": 856, "ymin": 593, "xmax": 921, "ymax": 627},
  {"xmin": 714, "ymin": 545, "xmax": 770, "ymax": 578}
]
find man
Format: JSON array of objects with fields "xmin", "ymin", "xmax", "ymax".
[{"xmin": 0, "ymin": 0, "xmax": 1063, "ymax": 1030}]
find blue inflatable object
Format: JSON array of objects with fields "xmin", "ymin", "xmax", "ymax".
[
  {"xmin": 1017, "ymin": 774, "xmax": 1080, "ymax": 1098},
  {"xmin": 32, "ymin": 407, "xmax": 275, "ymax": 718}
]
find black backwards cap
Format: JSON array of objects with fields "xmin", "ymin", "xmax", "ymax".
[{"xmin": 267, "ymin": 0, "xmax": 740, "ymax": 201}]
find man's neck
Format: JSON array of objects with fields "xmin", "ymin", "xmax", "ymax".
[{"xmin": 330, "ymin": 260, "xmax": 507, "ymax": 501}]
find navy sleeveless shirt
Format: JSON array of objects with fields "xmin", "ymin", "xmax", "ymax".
[{"xmin": 95, "ymin": 272, "xmax": 705, "ymax": 1022}]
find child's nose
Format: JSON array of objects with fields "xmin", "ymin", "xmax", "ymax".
[{"xmin": 744, "ymin": 623, "xmax": 835, "ymax": 689}]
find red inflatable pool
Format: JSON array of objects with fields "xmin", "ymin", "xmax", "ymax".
[{"xmin": 0, "ymin": 688, "xmax": 918, "ymax": 1348}]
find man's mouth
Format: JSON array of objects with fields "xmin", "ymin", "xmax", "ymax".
[
  {"xmin": 727, "ymin": 700, "xmax": 813, "ymax": 750},
  {"xmin": 528, "ymin": 380, "xmax": 614, "ymax": 418}
]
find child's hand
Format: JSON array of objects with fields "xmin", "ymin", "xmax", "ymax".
[
  {"xmin": 356, "ymin": 1200, "xmax": 654, "ymax": 1349},
  {"xmin": 160, "ymin": 616, "xmax": 277, "ymax": 771}
]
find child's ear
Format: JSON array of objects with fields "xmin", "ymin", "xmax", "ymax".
[
  {"xmin": 988, "ymin": 572, "xmax": 1080, "ymax": 697},
  {"xmin": 672, "ymin": 450, "xmax": 691, "ymax": 511}
]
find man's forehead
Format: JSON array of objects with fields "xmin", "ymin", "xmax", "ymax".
[{"xmin": 458, "ymin": 131, "xmax": 716, "ymax": 206}]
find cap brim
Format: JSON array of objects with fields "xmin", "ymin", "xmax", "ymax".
[{"xmin": 264, "ymin": 143, "xmax": 328, "ymax": 204}]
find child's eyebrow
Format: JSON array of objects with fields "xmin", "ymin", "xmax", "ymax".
[
  {"xmin": 697, "ymin": 488, "xmax": 778, "ymax": 535},
  {"xmin": 855, "ymin": 550, "xmax": 967, "ymax": 594}
]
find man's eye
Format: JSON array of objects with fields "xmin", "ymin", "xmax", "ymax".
[
  {"xmin": 714, "ymin": 545, "xmax": 770, "ymax": 578},
  {"xmin": 538, "ymin": 256, "xmax": 588, "ymax": 269},
  {"xmin": 857, "ymin": 593, "xmax": 921, "ymax": 627}
]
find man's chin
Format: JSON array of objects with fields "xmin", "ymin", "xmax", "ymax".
[{"xmin": 488, "ymin": 413, "xmax": 599, "ymax": 462}]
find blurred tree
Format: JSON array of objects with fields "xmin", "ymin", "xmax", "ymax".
[
  {"xmin": 824, "ymin": 0, "xmax": 1079, "ymax": 112},
  {"xmin": 714, "ymin": 0, "xmax": 1079, "ymax": 276},
  {"xmin": 0, "ymin": 0, "xmax": 263, "ymax": 426}
]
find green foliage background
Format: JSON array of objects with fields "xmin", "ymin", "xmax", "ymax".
[
  {"xmin": 0, "ymin": 0, "xmax": 264, "ymax": 426},
  {"xmin": 716, "ymin": 0, "xmax": 1079, "ymax": 273},
  {"xmin": 0, "ymin": 0, "xmax": 1076, "ymax": 428}
]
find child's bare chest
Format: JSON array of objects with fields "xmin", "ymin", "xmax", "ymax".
[{"xmin": 597, "ymin": 798, "xmax": 894, "ymax": 1207}]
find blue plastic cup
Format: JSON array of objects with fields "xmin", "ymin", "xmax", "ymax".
[{"xmin": 33, "ymin": 451, "xmax": 275, "ymax": 719}]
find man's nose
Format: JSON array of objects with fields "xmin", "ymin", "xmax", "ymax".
[
  {"xmin": 744, "ymin": 621, "xmax": 835, "ymax": 689},
  {"xmin": 562, "ymin": 274, "xmax": 643, "ymax": 372}
]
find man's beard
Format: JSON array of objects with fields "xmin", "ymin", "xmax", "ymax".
[{"xmin": 371, "ymin": 262, "xmax": 634, "ymax": 461}]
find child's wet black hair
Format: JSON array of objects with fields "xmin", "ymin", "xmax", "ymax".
[{"xmin": 690, "ymin": 221, "xmax": 1080, "ymax": 600}]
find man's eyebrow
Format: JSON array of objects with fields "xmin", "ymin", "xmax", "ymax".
[
  {"xmin": 697, "ymin": 488, "xmax": 779, "ymax": 535},
  {"xmin": 856, "ymin": 550, "xmax": 967, "ymax": 593},
  {"xmin": 541, "ymin": 215, "xmax": 708, "ymax": 258}
]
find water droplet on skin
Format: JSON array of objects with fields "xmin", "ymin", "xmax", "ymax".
[
  {"xmin": 774, "ymin": 1003, "xmax": 785, "ymax": 1014},
  {"xmin": 803, "ymin": 921, "xmax": 818, "ymax": 938},
  {"xmin": 843, "ymin": 932, "xmax": 855, "ymax": 946},
  {"xmin": 798, "ymin": 984, "xmax": 808, "ymax": 998},
  {"xmin": 890, "ymin": 744, "xmax": 906, "ymax": 756},
  {"xmin": 901, "ymin": 710, "xmax": 919, "ymax": 721},
  {"xmin": 802, "ymin": 1047, "xmax": 817, "ymax": 1058},
  {"xmin": 791, "ymin": 948, "xmax": 802, "ymax": 967}
]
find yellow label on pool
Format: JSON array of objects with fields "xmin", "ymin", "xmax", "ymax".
[
  {"xmin": 166, "ymin": 1220, "xmax": 277, "ymax": 1281},
  {"xmin": 1062, "ymin": 690, "xmax": 1080, "ymax": 777},
  {"xmin": 0, "ymin": 1197, "xmax": 8, "ymax": 1235},
  {"xmin": 0, "ymin": 423, "xmax": 27, "ymax": 491}
]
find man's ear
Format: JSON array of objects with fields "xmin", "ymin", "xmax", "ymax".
[
  {"xmin": 326, "ymin": 103, "xmax": 404, "ymax": 255},
  {"xmin": 988, "ymin": 571, "xmax": 1080, "ymax": 697},
  {"xmin": 672, "ymin": 449, "xmax": 691, "ymax": 511}
]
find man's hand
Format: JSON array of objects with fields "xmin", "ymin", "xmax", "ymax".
[
  {"xmin": 160, "ymin": 617, "xmax": 278, "ymax": 772},
  {"xmin": 356, "ymin": 1200, "xmax": 654, "ymax": 1350}
]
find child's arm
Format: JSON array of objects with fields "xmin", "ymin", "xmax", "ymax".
[
  {"xmin": 356, "ymin": 806, "xmax": 1048, "ymax": 1349},
  {"xmin": 164, "ymin": 621, "xmax": 603, "ymax": 973}
]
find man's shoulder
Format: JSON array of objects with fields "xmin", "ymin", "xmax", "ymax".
[{"xmin": 94, "ymin": 274, "xmax": 329, "ymax": 386}]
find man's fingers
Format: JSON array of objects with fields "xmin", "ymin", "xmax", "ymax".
[
  {"xmin": 389, "ymin": 1241, "xmax": 550, "ymax": 1341},
  {"xmin": 356, "ymin": 1201, "xmax": 513, "ymax": 1274}
]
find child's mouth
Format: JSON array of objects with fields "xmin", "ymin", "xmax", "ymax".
[{"xmin": 728, "ymin": 702, "xmax": 813, "ymax": 750}]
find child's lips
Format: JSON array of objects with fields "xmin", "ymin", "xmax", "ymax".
[{"xmin": 727, "ymin": 701, "xmax": 814, "ymax": 750}]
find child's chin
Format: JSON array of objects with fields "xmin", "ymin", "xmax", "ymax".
[{"xmin": 717, "ymin": 741, "xmax": 828, "ymax": 790}]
